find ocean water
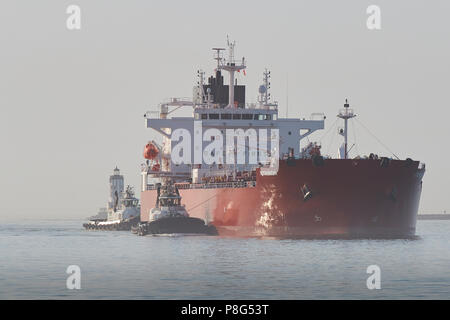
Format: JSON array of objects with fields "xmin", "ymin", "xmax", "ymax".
[{"xmin": 0, "ymin": 219, "xmax": 449, "ymax": 300}]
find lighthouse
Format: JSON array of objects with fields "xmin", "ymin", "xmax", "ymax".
[{"xmin": 108, "ymin": 167, "xmax": 124, "ymax": 212}]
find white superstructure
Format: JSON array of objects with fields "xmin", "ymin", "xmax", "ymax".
[{"xmin": 142, "ymin": 39, "xmax": 325, "ymax": 188}]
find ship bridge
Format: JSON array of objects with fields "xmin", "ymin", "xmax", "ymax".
[
  {"xmin": 193, "ymin": 107, "xmax": 278, "ymax": 121},
  {"xmin": 143, "ymin": 40, "xmax": 325, "ymax": 178}
]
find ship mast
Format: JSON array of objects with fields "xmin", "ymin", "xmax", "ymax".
[
  {"xmin": 217, "ymin": 37, "xmax": 246, "ymax": 108},
  {"xmin": 262, "ymin": 69, "xmax": 270, "ymax": 105},
  {"xmin": 258, "ymin": 69, "xmax": 278, "ymax": 109},
  {"xmin": 337, "ymin": 99, "xmax": 356, "ymax": 159}
]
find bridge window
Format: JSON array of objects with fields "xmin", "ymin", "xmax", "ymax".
[
  {"xmin": 209, "ymin": 114, "xmax": 219, "ymax": 120},
  {"xmin": 233, "ymin": 114, "xmax": 242, "ymax": 120},
  {"xmin": 221, "ymin": 113, "xmax": 232, "ymax": 119},
  {"xmin": 242, "ymin": 114, "xmax": 253, "ymax": 120},
  {"xmin": 254, "ymin": 114, "xmax": 270, "ymax": 120},
  {"xmin": 201, "ymin": 114, "xmax": 207, "ymax": 120}
]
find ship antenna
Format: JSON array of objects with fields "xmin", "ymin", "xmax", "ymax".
[
  {"xmin": 259, "ymin": 69, "xmax": 271, "ymax": 106},
  {"xmin": 197, "ymin": 69, "xmax": 206, "ymax": 104},
  {"xmin": 212, "ymin": 48, "xmax": 225, "ymax": 69},
  {"xmin": 263, "ymin": 69, "xmax": 271, "ymax": 105},
  {"xmin": 337, "ymin": 98, "xmax": 356, "ymax": 159},
  {"xmin": 217, "ymin": 38, "xmax": 246, "ymax": 108}
]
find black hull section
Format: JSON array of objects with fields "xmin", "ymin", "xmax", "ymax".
[{"xmin": 136, "ymin": 217, "xmax": 218, "ymax": 236}]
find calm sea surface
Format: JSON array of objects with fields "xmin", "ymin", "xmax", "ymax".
[{"xmin": 0, "ymin": 219, "xmax": 449, "ymax": 299}]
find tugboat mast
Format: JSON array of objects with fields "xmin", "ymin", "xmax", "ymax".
[{"xmin": 337, "ymin": 99, "xmax": 356, "ymax": 159}]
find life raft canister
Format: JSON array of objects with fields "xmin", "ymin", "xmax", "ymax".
[{"xmin": 144, "ymin": 143, "xmax": 159, "ymax": 160}]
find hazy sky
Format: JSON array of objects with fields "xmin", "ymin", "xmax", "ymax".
[{"xmin": 1, "ymin": 0, "xmax": 449, "ymax": 220}]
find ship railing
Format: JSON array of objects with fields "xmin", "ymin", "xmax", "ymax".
[
  {"xmin": 220, "ymin": 58, "xmax": 246, "ymax": 67},
  {"xmin": 146, "ymin": 180, "xmax": 256, "ymax": 191},
  {"xmin": 246, "ymin": 103, "xmax": 278, "ymax": 110},
  {"xmin": 160, "ymin": 97, "xmax": 194, "ymax": 107},
  {"xmin": 144, "ymin": 111, "xmax": 161, "ymax": 119},
  {"xmin": 338, "ymin": 108, "xmax": 354, "ymax": 117},
  {"xmin": 194, "ymin": 103, "xmax": 222, "ymax": 110},
  {"xmin": 144, "ymin": 98, "xmax": 194, "ymax": 118},
  {"xmin": 310, "ymin": 112, "xmax": 326, "ymax": 120}
]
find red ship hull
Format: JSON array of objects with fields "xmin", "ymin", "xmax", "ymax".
[{"xmin": 141, "ymin": 158, "xmax": 424, "ymax": 238}]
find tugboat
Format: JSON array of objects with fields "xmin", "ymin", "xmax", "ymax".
[
  {"xmin": 134, "ymin": 180, "xmax": 217, "ymax": 236},
  {"xmin": 83, "ymin": 168, "xmax": 141, "ymax": 231}
]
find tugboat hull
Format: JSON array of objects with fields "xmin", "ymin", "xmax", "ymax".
[
  {"xmin": 137, "ymin": 217, "xmax": 217, "ymax": 236},
  {"xmin": 83, "ymin": 216, "xmax": 140, "ymax": 231}
]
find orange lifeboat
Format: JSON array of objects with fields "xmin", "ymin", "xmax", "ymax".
[
  {"xmin": 144, "ymin": 143, "xmax": 159, "ymax": 160},
  {"xmin": 151, "ymin": 163, "xmax": 161, "ymax": 172}
]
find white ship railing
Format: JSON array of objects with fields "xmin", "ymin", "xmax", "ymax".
[
  {"xmin": 338, "ymin": 108, "xmax": 354, "ymax": 118},
  {"xmin": 144, "ymin": 111, "xmax": 160, "ymax": 119},
  {"xmin": 146, "ymin": 180, "xmax": 256, "ymax": 191}
]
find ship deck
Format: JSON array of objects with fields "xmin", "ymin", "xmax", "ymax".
[{"xmin": 146, "ymin": 180, "xmax": 256, "ymax": 191}]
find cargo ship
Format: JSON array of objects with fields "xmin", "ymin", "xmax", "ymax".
[{"xmin": 139, "ymin": 39, "xmax": 425, "ymax": 238}]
